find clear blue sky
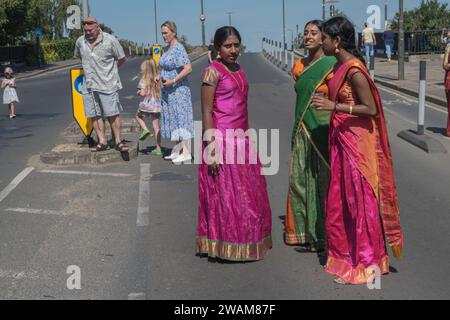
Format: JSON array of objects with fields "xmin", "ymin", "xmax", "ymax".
[{"xmin": 90, "ymin": 0, "xmax": 428, "ymax": 52}]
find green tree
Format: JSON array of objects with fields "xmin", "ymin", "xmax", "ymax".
[
  {"xmin": 178, "ymin": 34, "xmax": 193, "ymax": 53},
  {"xmin": 0, "ymin": 0, "xmax": 29, "ymax": 45},
  {"xmin": 391, "ymin": 0, "xmax": 450, "ymax": 31}
]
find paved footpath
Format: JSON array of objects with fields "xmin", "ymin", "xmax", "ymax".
[
  {"xmin": 374, "ymin": 56, "xmax": 447, "ymax": 107},
  {"xmin": 0, "ymin": 53, "xmax": 449, "ymax": 299}
]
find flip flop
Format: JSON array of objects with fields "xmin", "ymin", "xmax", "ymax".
[
  {"xmin": 139, "ymin": 129, "xmax": 151, "ymax": 141},
  {"xmin": 150, "ymin": 149, "xmax": 162, "ymax": 157}
]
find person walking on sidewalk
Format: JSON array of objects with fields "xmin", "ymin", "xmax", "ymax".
[
  {"xmin": 382, "ymin": 25, "xmax": 395, "ymax": 62},
  {"xmin": 313, "ymin": 16, "xmax": 403, "ymax": 285},
  {"xmin": 285, "ymin": 20, "xmax": 336, "ymax": 253},
  {"xmin": 443, "ymin": 44, "xmax": 450, "ymax": 138},
  {"xmin": 1, "ymin": 67, "xmax": 19, "ymax": 119},
  {"xmin": 362, "ymin": 23, "xmax": 376, "ymax": 66},
  {"xmin": 159, "ymin": 21, "xmax": 194, "ymax": 164},
  {"xmin": 135, "ymin": 59, "xmax": 163, "ymax": 156},
  {"xmin": 196, "ymin": 26, "xmax": 272, "ymax": 262},
  {"xmin": 74, "ymin": 17, "xmax": 128, "ymax": 152}
]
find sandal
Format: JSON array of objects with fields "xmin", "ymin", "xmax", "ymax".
[
  {"xmin": 333, "ymin": 278, "xmax": 350, "ymax": 285},
  {"xmin": 91, "ymin": 143, "xmax": 108, "ymax": 152},
  {"xmin": 115, "ymin": 141, "xmax": 129, "ymax": 152}
]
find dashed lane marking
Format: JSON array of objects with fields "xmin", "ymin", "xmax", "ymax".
[
  {"xmin": 39, "ymin": 170, "xmax": 134, "ymax": 178},
  {"xmin": 136, "ymin": 164, "xmax": 151, "ymax": 227},
  {"xmin": 0, "ymin": 167, "xmax": 34, "ymax": 203},
  {"xmin": 4, "ymin": 207, "xmax": 122, "ymax": 221}
]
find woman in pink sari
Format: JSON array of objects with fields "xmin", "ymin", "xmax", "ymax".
[
  {"xmin": 196, "ymin": 27, "xmax": 272, "ymax": 261},
  {"xmin": 312, "ymin": 17, "xmax": 403, "ymax": 284}
]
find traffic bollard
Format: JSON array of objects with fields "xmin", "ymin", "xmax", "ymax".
[
  {"xmin": 418, "ymin": 60, "xmax": 426, "ymax": 135},
  {"xmin": 370, "ymin": 55, "xmax": 375, "ymax": 80}
]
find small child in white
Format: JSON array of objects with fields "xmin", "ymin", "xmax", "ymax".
[
  {"xmin": 136, "ymin": 59, "xmax": 163, "ymax": 157},
  {"xmin": 1, "ymin": 67, "xmax": 19, "ymax": 119}
]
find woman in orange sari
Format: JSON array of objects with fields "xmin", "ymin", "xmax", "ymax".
[
  {"xmin": 286, "ymin": 20, "xmax": 336, "ymax": 253},
  {"xmin": 312, "ymin": 17, "xmax": 403, "ymax": 285}
]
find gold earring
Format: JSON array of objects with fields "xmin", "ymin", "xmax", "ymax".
[
  {"xmin": 216, "ymin": 52, "xmax": 221, "ymax": 59},
  {"xmin": 335, "ymin": 47, "xmax": 340, "ymax": 54}
]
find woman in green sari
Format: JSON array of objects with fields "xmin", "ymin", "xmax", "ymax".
[{"xmin": 285, "ymin": 20, "xmax": 336, "ymax": 252}]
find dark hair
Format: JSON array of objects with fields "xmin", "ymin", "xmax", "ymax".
[
  {"xmin": 322, "ymin": 16, "xmax": 365, "ymax": 64},
  {"xmin": 304, "ymin": 20, "xmax": 323, "ymax": 31},
  {"xmin": 213, "ymin": 26, "xmax": 242, "ymax": 51}
]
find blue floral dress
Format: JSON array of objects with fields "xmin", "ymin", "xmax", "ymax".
[{"xmin": 159, "ymin": 43, "xmax": 194, "ymax": 141}]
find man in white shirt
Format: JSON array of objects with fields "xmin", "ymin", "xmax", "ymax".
[
  {"xmin": 74, "ymin": 17, "xmax": 128, "ymax": 152},
  {"xmin": 362, "ymin": 23, "xmax": 376, "ymax": 66}
]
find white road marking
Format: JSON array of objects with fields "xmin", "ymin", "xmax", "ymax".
[
  {"xmin": 4, "ymin": 208, "xmax": 121, "ymax": 220},
  {"xmin": 383, "ymin": 107, "xmax": 417, "ymax": 126},
  {"xmin": 0, "ymin": 269, "xmax": 46, "ymax": 280},
  {"xmin": 379, "ymin": 86, "xmax": 446, "ymax": 114},
  {"xmin": 136, "ymin": 164, "xmax": 151, "ymax": 227},
  {"xmin": 128, "ymin": 292, "xmax": 146, "ymax": 300},
  {"xmin": 0, "ymin": 167, "xmax": 34, "ymax": 203},
  {"xmin": 131, "ymin": 76, "xmax": 138, "ymax": 81},
  {"xmin": 38, "ymin": 170, "xmax": 133, "ymax": 178}
]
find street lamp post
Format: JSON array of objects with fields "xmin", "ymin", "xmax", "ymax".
[
  {"xmin": 154, "ymin": 0, "xmax": 158, "ymax": 43},
  {"xmin": 282, "ymin": 0, "xmax": 287, "ymax": 67},
  {"xmin": 82, "ymin": 0, "xmax": 89, "ymax": 19},
  {"xmin": 322, "ymin": 0, "xmax": 326, "ymax": 20},
  {"xmin": 200, "ymin": 0, "xmax": 206, "ymax": 47},
  {"xmin": 398, "ymin": 0, "xmax": 405, "ymax": 80},
  {"xmin": 226, "ymin": 12, "xmax": 233, "ymax": 26},
  {"xmin": 385, "ymin": 0, "xmax": 388, "ymax": 29}
]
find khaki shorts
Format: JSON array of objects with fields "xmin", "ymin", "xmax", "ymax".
[{"xmin": 82, "ymin": 91, "xmax": 123, "ymax": 118}]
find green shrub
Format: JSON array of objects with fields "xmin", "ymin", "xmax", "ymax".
[{"xmin": 41, "ymin": 39, "xmax": 76, "ymax": 64}]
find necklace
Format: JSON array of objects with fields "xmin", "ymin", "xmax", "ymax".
[{"xmin": 220, "ymin": 62, "xmax": 245, "ymax": 92}]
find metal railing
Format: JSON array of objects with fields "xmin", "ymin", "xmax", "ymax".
[
  {"xmin": 359, "ymin": 30, "xmax": 446, "ymax": 55},
  {"xmin": 0, "ymin": 46, "xmax": 28, "ymax": 63},
  {"xmin": 261, "ymin": 38, "xmax": 297, "ymax": 71}
]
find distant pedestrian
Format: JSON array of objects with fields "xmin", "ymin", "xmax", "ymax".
[
  {"xmin": 135, "ymin": 59, "xmax": 163, "ymax": 156},
  {"xmin": 383, "ymin": 25, "xmax": 395, "ymax": 62},
  {"xmin": 362, "ymin": 23, "xmax": 376, "ymax": 66},
  {"xmin": 443, "ymin": 44, "xmax": 450, "ymax": 137},
  {"xmin": 314, "ymin": 16, "xmax": 403, "ymax": 285},
  {"xmin": 207, "ymin": 38, "xmax": 218, "ymax": 63},
  {"xmin": 74, "ymin": 17, "xmax": 128, "ymax": 152},
  {"xmin": 159, "ymin": 21, "xmax": 194, "ymax": 164},
  {"xmin": 1, "ymin": 67, "xmax": 19, "ymax": 119}
]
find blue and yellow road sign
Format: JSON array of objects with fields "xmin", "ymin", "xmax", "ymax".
[
  {"xmin": 152, "ymin": 45, "xmax": 162, "ymax": 65},
  {"xmin": 70, "ymin": 69, "xmax": 93, "ymax": 137}
]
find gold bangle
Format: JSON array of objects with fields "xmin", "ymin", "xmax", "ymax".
[{"xmin": 349, "ymin": 104, "xmax": 353, "ymax": 115}]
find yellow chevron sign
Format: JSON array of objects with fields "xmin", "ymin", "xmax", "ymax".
[
  {"xmin": 152, "ymin": 45, "xmax": 162, "ymax": 65},
  {"xmin": 70, "ymin": 69, "xmax": 93, "ymax": 137}
]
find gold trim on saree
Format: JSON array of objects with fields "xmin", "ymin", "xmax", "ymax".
[
  {"xmin": 325, "ymin": 255, "xmax": 390, "ymax": 285},
  {"xmin": 196, "ymin": 236, "xmax": 272, "ymax": 261}
]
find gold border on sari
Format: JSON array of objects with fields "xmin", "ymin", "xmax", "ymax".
[
  {"xmin": 196, "ymin": 236, "xmax": 272, "ymax": 261},
  {"xmin": 325, "ymin": 255, "xmax": 390, "ymax": 285}
]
